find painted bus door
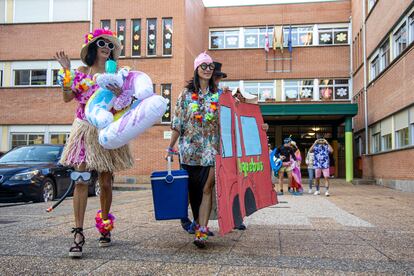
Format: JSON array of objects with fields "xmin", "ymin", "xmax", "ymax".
[{"xmin": 216, "ymin": 92, "xmax": 277, "ymax": 235}]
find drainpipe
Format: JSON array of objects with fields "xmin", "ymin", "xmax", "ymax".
[
  {"xmin": 349, "ymin": 16, "xmax": 353, "ymax": 102},
  {"xmin": 89, "ymin": 0, "xmax": 93, "ymax": 32},
  {"xmin": 362, "ymin": 0, "xmax": 368, "ymax": 154}
]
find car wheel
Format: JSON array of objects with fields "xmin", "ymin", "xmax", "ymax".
[{"xmin": 40, "ymin": 178, "xmax": 55, "ymax": 203}]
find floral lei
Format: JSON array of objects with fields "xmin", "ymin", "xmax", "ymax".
[{"xmin": 190, "ymin": 90, "xmax": 219, "ymax": 123}]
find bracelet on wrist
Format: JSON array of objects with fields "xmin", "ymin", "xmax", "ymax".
[{"xmin": 167, "ymin": 147, "xmax": 178, "ymax": 154}]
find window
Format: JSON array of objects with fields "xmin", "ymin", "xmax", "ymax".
[
  {"xmin": 379, "ymin": 39, "xmax": 390, "ymax": 70},
  {"xmin": 319, "ymin": 79, "xmax": 349, "ymax": 100},
  {"xmin": 162, "ymin": 18, "xmax": 173, "ymax": 56},
  {"xmin": 0, "ymin": 70, "xmax": 3, "ymax": 87},
  {"xmin": 409, "ymin": 12, "xmax": 414, "ymax": 43},
  {"xmin": 210, "ymin": 29, "xmax": 239, "ymax": 49},
  {"xmin": 368, "ymin": 0, "xmax": 376, "ymax": 11},
  {"xmin": 284, "ymin": 26, "xmax": 313, "ymax": 46},
  {"xmin": 11, "ymin": 134, "xmax": 45, "ymax": 148},
  {"xmin": 101, "ymin": 20, "xmax": 111, "ymax": 30},
  {"xmin": 220, "ymin": 106, "xmax": 233, "ymax": 157},
  {"xmin": 219, "ymin": 81, "xmax": 239, "ymax": 91},
  {"xmin": 394, "ymin": 23, "xmax": 407, "ymax": 57},
  {"xmin": 284, "ymin": 80, "xmax": 313, "ymax": 101},
  {"xmin": 333, "ymin": 79, "xmax": 349, "ymax": 100},
  {"xmin": 0, "ymin": 0, "xmax": 5, "ymax": 23},
  {"xmin": 396, "ymin": 127, "xmax": 409, "ymax": 148},
  {"xmin": 131, "ymin": 19, "xmax": 141, "ymax": 56},
  {"xmin": 372, "ymin": 133, "xmax": 381, "ymax": 153},
  {"xmin": 244, "ymin": 81, "xmax": 274, "ymax": 102},
  {"xmin": 116, "ymin": 19, "xmax": 126, "ymax": 57},
  {"xmin": 319, "ymin": 28, "xmax": 348, "ymax": 45},
  {"xmin": 147, "ymin": 18, "xmax": 157, "ymax": 56},
  {"xmin": 382, "ymin": 134, "xmax": 392, "ymax": 151},
  {"xmin": 235, "ymin": 114, "xmax": 242, "ymax": 157},
  {"xmin": 240, "ymin": 116, "xmax": 261, "ymax": 156},
  {"xmin": 52, "ymin": 0, "xmax": 89, "ymax": 22},
  {"xmin": 51, "ymin": 69, "xmax": 59, "ymax": 86},
  {"xmin": 160, "ymin": 84, "xmax": 172, "ymax": 123},
  {"xmin": 244, "ymin": 28, "xmax": 273, "ymax": 48},
  {"xmin": 14, "ymin": 0, "xmax": 49, "ymax": 23},
  {"xmin": 50, "ymin": 133, "xmax": 69, "ymax": 145},
  {"xmin": 14, "ymin": 70, "xmax": 47, "ymax": 86},
  {"xmin": 370, "ymin": 54, "xmax": 380, "ymax": 80},
  {"xmin": 13, "ymin": 0, "xmax": 89, "ymax": 23}
]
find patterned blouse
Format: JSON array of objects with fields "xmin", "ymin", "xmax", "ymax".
[
  {"xmin": 313, "ymin": 144, "xmax": 330, "ymax": 169},
  {"xmin": 171, "ymin": 88, "xmax": 220, "ymax": 166},
  {"xmin": 71, "ymin": 70, "xmax": 99, "ymax": 120}
]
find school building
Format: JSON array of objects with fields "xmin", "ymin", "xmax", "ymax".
[{"xmin": 0, "ymin": 0, "xmax": 413, "ymax": 190}]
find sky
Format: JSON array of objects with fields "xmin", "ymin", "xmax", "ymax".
[{"xmin": 202, "ymin": 0, "xmax": 333, "ymax": 7}]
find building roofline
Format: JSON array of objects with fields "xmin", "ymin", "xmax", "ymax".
[{"xmin": 204, "ymin": 0, "xmax": 348, "ymax": 9}]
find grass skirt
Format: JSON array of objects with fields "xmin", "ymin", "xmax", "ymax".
[{"xmin": 60, "ymin": 118, "xmax": 133, "ymax": 172}]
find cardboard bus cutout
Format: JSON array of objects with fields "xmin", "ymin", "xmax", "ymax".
[{"xmin": 216, "ymin": 92, "xmax": 277, "ymax": 235}]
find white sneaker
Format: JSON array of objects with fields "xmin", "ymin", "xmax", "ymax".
[
  {"xmin": 314, "ymin": 190, "xmax": 320, "ymax": 195},
  {"xmin": 308, "ymin": 189, "xmax": 313, "ymax": 194},
  {"xmin": 325, "ymin": 191, "xmax": 330, "ymax": 197}
]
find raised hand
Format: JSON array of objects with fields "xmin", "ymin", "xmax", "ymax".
[
  {"xmin": 54, "ymin": 51, "xmax": 71, "ymax": 70},
  {"xmin": 106, "ymin": 83, "xmax": 123, "ymax": 97}
]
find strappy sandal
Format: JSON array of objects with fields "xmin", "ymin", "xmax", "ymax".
[
  {"xmin": 69, "ymin": 227, "xmax": 85, "ymax": 258},
  {"xmin": 99, "ymin": 231, "xmax": 111, "ymax": 247}
]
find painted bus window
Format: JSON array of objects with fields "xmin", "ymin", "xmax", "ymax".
[
  {"xmin": 235, "ymin": 114, "xmax": 242, "ymax": 157},
  {"xmin": 240, "ymin": 116, "xmax": 262, "ymax": 156},
  {"xmin": 220, "ymin": 106, "xmax": 233, "ymax": 157}
]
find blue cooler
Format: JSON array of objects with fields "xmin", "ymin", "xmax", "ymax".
[{"xmin": 150, "ymin": 157, "xmax": 189, "ymax": 220}]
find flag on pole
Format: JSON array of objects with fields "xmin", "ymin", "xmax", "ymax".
[
  {"xmin": 288, "ymin": 25, "xmax": 293, "ymax": 53},
  {"xmin": 273, "ymin": 25, "xmax": 284, "ymax": 53},
  {"xmin": 264, "ymin": 25, "xmax": 270, "ymax": 52}
]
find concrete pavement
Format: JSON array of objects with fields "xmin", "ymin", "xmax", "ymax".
[{"xmin": 0, "ymin": 179, "xmax": 413, "ymax": 275}]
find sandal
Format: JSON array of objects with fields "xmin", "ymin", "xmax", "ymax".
[
  {"xmin": 194, "ymin": 225, "xmax": 209, "ymax": 249},
  {"xmin": 99, "ymin": 231, "xmax": 111, "ymax": 247},
  {"xmin": 69, "ymin": 227, "xmax": 85, "ymax": 258}
]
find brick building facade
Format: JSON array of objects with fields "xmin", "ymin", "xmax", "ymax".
[
  {"xmin": 351, "ymin": 0, "xmax": 414, "ymax": 191},
  {"xmin": 0, "ymin": 0, "xmax": 412, "ymax": 189}
]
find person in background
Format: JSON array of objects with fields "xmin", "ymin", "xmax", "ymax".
[
  {"xmin": 274, "ymin": 137, "xmax": 297, "ymax": 195},
  {"xmin": 309, "ymin": 135, "xmax": 333, "ymax": 196},
  {"xmin": 289, "ymin": 141, "xmax": 303, "ymax": 195},
  {"xmin": 213, "ymin": 61, "xmax": 227, "ymax": 91},
  {"xmin": 305, "ymin": 148, "xmax": 315, "ymax": 194}
]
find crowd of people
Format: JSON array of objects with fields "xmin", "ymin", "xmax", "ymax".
[{"xmin": 270, "ymin": 135, "xmax": 334, "ymax": 197}]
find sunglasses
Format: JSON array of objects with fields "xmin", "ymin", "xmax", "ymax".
[
  {"xmin": 70, "ymin": 171, "xmax": 91, "ymax": 182},
  {"xmin": 96, "ymin": 39, "xmax": 115, "ymax": 50},
  {"xmin": 200, "ymin": 63, "xmax": 215, "ymax": 71}
]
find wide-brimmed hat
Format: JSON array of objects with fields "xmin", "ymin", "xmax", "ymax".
[
  {"xmin": 213, "ymin": 62, "xmax": 227, "ymax": 78},
  {"xmin": 232, "ymin": 88, "xmax": 258, "ymax": 104},
  {"xmin": 80, "ymin": 28, "xmax": 121, "ymax": 65}
]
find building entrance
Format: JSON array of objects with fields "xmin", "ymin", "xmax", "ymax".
[{"xmin": 267, "ymin": 124, "xmax": 345, "ymax": 178}]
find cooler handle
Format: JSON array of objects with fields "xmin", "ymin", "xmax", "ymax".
[{"xmin": 165, "ymin": 156, "xmax": 174, "ymax": 184}]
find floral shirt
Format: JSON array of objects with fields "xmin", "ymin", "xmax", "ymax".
[
  {"xmin": 313, "ymin": 144, "xmax": 330, "ymax": 169},
  {"xmin": 171, "ymin": 88, "xmax": 220, "ymax": 166},
  {"xmin": 71, "ymin": 70, "xmax": 99, "ymax": 120}
]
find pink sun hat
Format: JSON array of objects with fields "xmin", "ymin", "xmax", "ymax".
[{"xmin": 194, "ymin": 51, "xmax": 213, "ymax": 71}]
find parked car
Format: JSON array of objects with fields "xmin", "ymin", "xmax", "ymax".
[{"xmin": 0, "ymin": 144, "xmax": 99, "ymax": 203}]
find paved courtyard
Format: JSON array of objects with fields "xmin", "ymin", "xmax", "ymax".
[{"xmin": 0, "ymin": 179, "xmax": 413, "ymax": 275}]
